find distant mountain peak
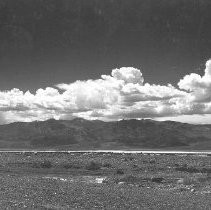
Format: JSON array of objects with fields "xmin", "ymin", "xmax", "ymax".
[
  {"xmin": 71, "ymin": 117, "xmax": 89, "ymax": 122},
  {"xmin": 46, "ymin": 118, "xmax": 57, "ymax": 122}
]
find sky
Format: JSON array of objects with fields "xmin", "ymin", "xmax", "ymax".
[{"xmin": 0, "ymin": 0, "xmax": 211, "ymax": 124}]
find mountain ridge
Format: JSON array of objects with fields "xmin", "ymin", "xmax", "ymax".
[{"xmin": 0, "ymin": 118, "xmax": 211, "ymax": 150}]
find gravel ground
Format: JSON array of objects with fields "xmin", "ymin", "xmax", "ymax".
[{"xmin": 0, "ymin": 152, "xmax": 210, "ymax": 209}]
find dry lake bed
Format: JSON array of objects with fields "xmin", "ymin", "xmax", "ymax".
[{"xmin": 0, "ymin": 151, "xmax": 211, "ymax": 209}]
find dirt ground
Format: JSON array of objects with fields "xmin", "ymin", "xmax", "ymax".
[{"xmin": 0, "ymin": 152, "xmax": 210, "ymax": 209}]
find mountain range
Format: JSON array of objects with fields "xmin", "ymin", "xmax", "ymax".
[{"xmin": 0, "ymin": 118, "xmax": 211, "ymax": 150}]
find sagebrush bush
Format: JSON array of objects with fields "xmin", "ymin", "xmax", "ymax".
[
  {"xmin": 177, "ymin": 177, "xmax": 198, "ymax": 185},
  {"xmin": 85, "ymin": 161, "xmax": 101, "ymax": 170},
  {"xmin": 32, "ymin": 160, "xmax": 52, "ymax": 168},
  {"xmin": 102, "ymin": 162, "xmax": 112, "ymax": 168},
  {"xmin": 62, "ymin": 163, "xmax": 81, "ymax": 169},
  {"xmin": 40, "ymin": 160, "xmax": 53, "ymax": 168},
  {"xmin": 175, "ymin": 165, "xmax": 211, "ymax": 174},
  {"xmin": 116, "ymin": 169, "xmax": 124, "ymax": 174},
  {"xmin": 118, "ymin": 174, "xmax": 140, "ymax": 183},
  {"xmin": 151, "ymin": 177, "xmax": 164, "ymax": 183}
]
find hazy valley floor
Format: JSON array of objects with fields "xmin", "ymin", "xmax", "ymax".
[{"xmin": 0, "ymin": 152, "xmax": 211, "ymax": 209}]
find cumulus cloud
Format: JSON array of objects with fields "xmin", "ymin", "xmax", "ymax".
[
  {"xmin": 111, "ymin": 67, "xmax": 144, "ymax": 84},
  {"xmin": 0, "ymin": 60, "xmax": 211, "ymax": 124},
  {"xmin": 178, "ymin": 59, "xmax": 211, "ymax": 103}
]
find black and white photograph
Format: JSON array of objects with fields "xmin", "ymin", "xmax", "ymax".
[{"xmin": 0, "ymin": 0, "xmax": 211, "ymax": 209}]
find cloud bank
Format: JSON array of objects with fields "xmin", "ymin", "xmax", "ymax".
[{"xmin": 1, "ymin": 60, "xmax": 211, "ymax": 124}]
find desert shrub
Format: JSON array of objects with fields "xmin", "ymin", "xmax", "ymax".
[
  {"xmin": 102, "ymin": 162, "xmax": 112, "ymax": 168},
  {"xmin": 32, "ymin": 162, "xmax": 40, "ymax": 168},
  {"xmin": 40, "ymin": 160, "xmax": 53, "ymax": 168},
  {"xmin": 85, "ymin": 161, "xmax": 101, "ymax": 170},
  {"xmin": 197, "ymin": 177, "xmax": 208, "ymax": 183},
  {"xmin": 32, "ymin": 160, "xmax": 52, "ymax": 168},
  {"xmin": 22, "ymin": 152, "xmax": 32, "ymax": 156},
  {"xmin": 177, "ymin": 177, "xmax": 198, "ymax": 185},
  {"xmin": 151, "ymin": 177, "xmax": 164, "ymax": 183},
  {"xmin": 62, "ymin": 163, "xmax": 81, "ymax": 169},
  {"xmin": 201, "ymin": 168, "xmax": 211, "ymax": 174},
  {"xmin": 175, "ymin": 165, "xmax": 211, "ymax": 174},
  {"xmin": 176, "ymin": 166, "xmax": 200, "ymax": 173},
  {"xmin": 116, "ymin": 169, "xmax": 124, "ymax": 175},
  {"xmin": 129, "ymin": 157, "xmax": 134, "ymax": 161},
  {"xmin": 117, "ymin": 175, "xmax": 141, "ymax": 183},
  {"xmin": 121, "ymin": 155, "xmax": 134, "ymax": 161},
  {"xmin": 104, "ymin": 174, "xmax": 141, "ymax": 184}
]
